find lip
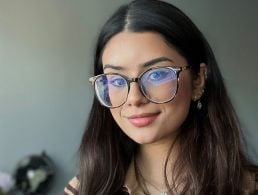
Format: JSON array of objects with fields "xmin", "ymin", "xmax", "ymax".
[{"xmin": 127, "ymin": 112, "xmax": 160, "ymax": 127}]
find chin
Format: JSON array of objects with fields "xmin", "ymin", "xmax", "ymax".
[
  {"xmin": 128, "ymin": 129, "xmax": 179, "ymax": 145},
  {"xmin": 129, "ymin": 134, "xmax": 161, "ymax": 145}
]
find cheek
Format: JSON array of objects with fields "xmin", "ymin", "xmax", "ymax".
[
  {"xmin": 110, "ymin": 108, "xmax": 131, "ymax": 136},
  {"xmin": 165, "ymin": 75, "xmax": 193, "ymax": 120},
  {"xmin": 110, "ymin": 108, "xmax": 122, "ymax": 125},
  {"xmin": 179, "ymin": 83, "xmax": 192, "ymax": 102},
  {"xmin": 178, "ymin": 74, "xmax": 193, "ymax": 100}
]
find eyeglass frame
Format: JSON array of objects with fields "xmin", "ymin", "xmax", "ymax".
[{"xmin": 89, "ymin": 65, "xmax": 191, "ymax": 108}]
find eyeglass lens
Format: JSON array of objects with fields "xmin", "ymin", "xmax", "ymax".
[{"xmin": 94, "ymin": 67, "xmax": 178, "ymax": 108}]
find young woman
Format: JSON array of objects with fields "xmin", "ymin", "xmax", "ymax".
[{"xmin": 64, "ymin": 0, "xmax": 258, "ymax": 194}]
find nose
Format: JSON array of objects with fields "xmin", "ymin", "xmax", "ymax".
[{"xmin": 125, "ymin": 82, "xmax": 148, "ymax": 107}]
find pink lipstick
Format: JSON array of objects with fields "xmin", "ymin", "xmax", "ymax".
[{"xmin": 127, "ymin": 113, "xmax": 159, "ymax": 127}]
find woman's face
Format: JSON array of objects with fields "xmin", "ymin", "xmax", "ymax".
[{"xmin": 101, "ymin": 32, "xmax": 194, "ymax": 145}]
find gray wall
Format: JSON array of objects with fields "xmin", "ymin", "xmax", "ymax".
[{"xmin": 0, "ymin": 0, "xmax": 257, "ymax": 194}]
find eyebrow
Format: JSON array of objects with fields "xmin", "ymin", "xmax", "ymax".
[{"xmin": 103, "ymin": 56, "xmax": 173, "ymax": 71}]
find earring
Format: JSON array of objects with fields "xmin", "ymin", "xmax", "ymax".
[
  {"xmin": 197, "ymin": 100, "xmax": 202, "ymax": 110},
  {"xmin": 193, "ymin": 95, "xmax": 202, "ymax": 110},
  {"xmin": 204, "ymin": 70, "xmax": 208, "ymax": 80}
]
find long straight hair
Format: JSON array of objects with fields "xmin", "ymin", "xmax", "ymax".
[{"xmin": 79, "ymin": 0, "xmax": 249, "ymax": 194}]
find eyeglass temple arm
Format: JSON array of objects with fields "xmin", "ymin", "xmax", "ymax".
[
  {"xmin": 89, "ymin": 76, "xmax": 97, "ymax": 85},
  {"xmin": 181, "ymin": 66, "xmax": 191, "ymax": 71}
]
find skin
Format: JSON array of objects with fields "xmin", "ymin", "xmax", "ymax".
[{"xmin": 101, "ymin": 32, "xmax": 206, "ymax": 193}]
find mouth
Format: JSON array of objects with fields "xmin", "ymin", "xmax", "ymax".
[{"xmin": 127, "ymin": 112, "xmax": 160, "ymax": 127}]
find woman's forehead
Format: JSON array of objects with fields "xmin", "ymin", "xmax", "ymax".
[{"xmin": 101, "ymin": 32, "xmax": 188, "ymax": 71}]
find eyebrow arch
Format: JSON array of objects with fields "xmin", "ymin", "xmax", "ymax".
[
  {"xmin": 103, "ymin": 64, "xmax": 123, "ymax": 71},
  {"xmin": 103, "ymin": 56, "xmax": 174, "ymax": 71},
  {"xmin": 142, "ymin": 57, "xmax": 173, "ymax": 67}
]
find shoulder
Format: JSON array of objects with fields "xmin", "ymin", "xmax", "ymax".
[
  {"xmin": 63, "ymin": 176, "xmax": 79, "ymax": 195},
  {"xmin": 242, "ymin": 166, "xmax": 258, "ymax": 195}
]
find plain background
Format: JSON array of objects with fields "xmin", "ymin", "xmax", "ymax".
[{"xmin": 0, "ymin": 0, "xmax": 257, "ymax": 194}]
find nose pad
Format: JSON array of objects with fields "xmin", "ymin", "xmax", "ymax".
[{"xmin": 126, "ymin": 82, "xmax": 148, "ymax": 106}]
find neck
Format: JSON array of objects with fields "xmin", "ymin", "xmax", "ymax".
[{"xmin": 136, "ymin": 136, "xmax": 179, "ymax": 192}]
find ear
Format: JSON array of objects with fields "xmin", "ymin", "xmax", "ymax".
[{"xmin": 192, "ymin": 63, "xmax": 207, "ymax": 101}]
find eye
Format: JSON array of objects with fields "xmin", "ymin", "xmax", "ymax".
[
  {"xmin": 109, "ymin": 76, "xmax": 127, "ymax": 88},
  {"xmin": 148, "ymin": 69, "xmax": 170, "ymax": 81}
]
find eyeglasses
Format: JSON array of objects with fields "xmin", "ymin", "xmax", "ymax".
[{"xmin": 89, "ymin": 66, "xmax": 191, "ymax": 108}]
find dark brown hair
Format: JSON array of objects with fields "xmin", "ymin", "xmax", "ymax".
[{"xmin": 79, "ymin": 0, "xmax": 250, "ymax": 194}]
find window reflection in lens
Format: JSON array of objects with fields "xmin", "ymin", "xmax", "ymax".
[
  {"xmin": 95, "ymin": 76, "xmax": 112, "ymax": 106},
  {"xmin": 107, "ymin": 75, "xmax": 128, "ymax": 107}
]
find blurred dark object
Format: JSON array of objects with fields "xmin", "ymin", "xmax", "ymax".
[{"xmin": 14, "ymin": 151, "xmax": 55, "ymax": 195}]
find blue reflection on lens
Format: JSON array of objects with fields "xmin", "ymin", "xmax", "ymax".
[
  {"xmin": 145, "ymin": 69, "xmax": 175, "ymax": 86},
  {"xmin": 109, "ymin": 76, "xmax": 127, "ymax": 88}
]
